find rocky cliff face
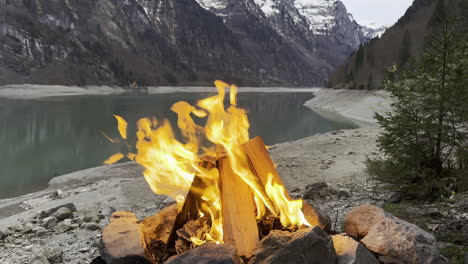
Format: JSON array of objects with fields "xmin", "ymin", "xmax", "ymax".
[{"xmin": 0, "ymin": 0, "xmax": 372, "ymax": 86}]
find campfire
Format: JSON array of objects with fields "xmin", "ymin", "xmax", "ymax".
[{"xmin": 101, "ymin": 81, "xmax": 328, "ymax": 263}]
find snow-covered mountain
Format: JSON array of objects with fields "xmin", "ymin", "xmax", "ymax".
[
  {"xmin": 361, "ymin": 22, "xmax": 387, "ymax": 39},
  {"xmin": 194, "ymin": 0, "xmax": 375, "ymax": 81}
]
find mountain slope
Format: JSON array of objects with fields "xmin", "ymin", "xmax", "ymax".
[
  {"xmin": 197, "ymin": 0, "xmax": 370, "ymax": 83},
  {"xmin": 0, "ymin": 0, "xmax": 374, "ymax": 86},
  {"xmin": 328, "ymin": 0, "xmax": 464, "ymax": 89}
]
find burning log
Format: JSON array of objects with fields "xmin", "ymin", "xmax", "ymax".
[
  {"xmin": 243, "ymin": 136, "xmax": 331, "ymax": 231},
  {"xmin": 138, "ymin": 204, "xmax": 179, "ymax": 263},
  {"xmin": 169, "ymin": 158, "xmax": 217, "ymax": 245},
  {"xmin": 242, "ymin": 136, "xmax": 289, "ymax": 199},
  {"xmin": 218, "ymin": 157, "xmax": 260, "ymax": 258}
]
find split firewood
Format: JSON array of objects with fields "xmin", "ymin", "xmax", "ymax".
[
  {"xmin": 243, "ymin": 136, "xmax": 330, "ymax": 231},
  {"xmin": 242, "ymin": 136, "xmax": 290, "ymax": 199},
  {"xmin": 168, "ymin": 158, "xmax": 217, "ymax": 246},
  {"xmin": 175, "ymin": 216, "xmax": 210, "ymax": 254},
  {"xmin": 218, "ymin": 157, "xmax": 259, "ymax": 258},
  {"xmin": 138, "ymin": 204, "xmax": 179, "ymax": 247}
]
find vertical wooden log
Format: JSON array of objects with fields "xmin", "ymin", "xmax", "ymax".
[
  {"xmin": 218, "ymin": 157, "xmax": 259, "ymax": 258},
  {"xmin": 242, "ymin": 136, "xmax": 290, "ymax": 199}
]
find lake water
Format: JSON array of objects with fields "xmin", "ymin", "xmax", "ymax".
[{"xmin": 0, "ymin": 92, "xmax": 357, "ymax": 198}]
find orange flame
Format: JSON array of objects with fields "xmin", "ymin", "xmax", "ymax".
[{"xmin": 105, "ymin": 81, "xmax": 309, "ymax": 245}]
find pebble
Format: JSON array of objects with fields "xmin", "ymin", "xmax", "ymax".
[
  {"xmin": 78, "ymin": 247, "xmax": 90, "ymax": 253},
  {"xmin": 82, "ymin": 223, "xmax": 100, "ymax": 231},
  {"xmin": 83, "ymin": 215, "xmax": 100, "ymax": 223}
]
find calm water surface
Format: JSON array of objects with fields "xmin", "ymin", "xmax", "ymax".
[{"xmin": 0, "ymin": 92, "xmax": 357, "ymax": 198}]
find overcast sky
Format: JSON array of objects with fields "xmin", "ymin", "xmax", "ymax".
[{"xmin": 341, "ymin": 0, "xmax": 414, "ymax": 26}]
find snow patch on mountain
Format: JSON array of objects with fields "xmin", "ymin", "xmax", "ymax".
[
  {"xmin": 196, "ymin": 0, "xmax": 228, "ymax": 11},
  {"xmin": 255, "ymin": 0, "xmax": 280, "ymax": 16},
  {"xmin": 361, "ymin": 22, "xmax": 387, "ymax": 39},
  {"xmin": 294, "ymin": 0, "xmax": 337, "ymax": 33}
]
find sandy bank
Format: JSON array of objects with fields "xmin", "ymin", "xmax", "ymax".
[
  {"xmin": 305, "ymin": 88, "xmax": 390, "ymax": 126},
  {"xmin": 0, "ymin": 84, "xmax": 319, "ymax": 99},
  {"xmin": 0, "ymin": 84, "xmax": 125, "ymax": 99}
]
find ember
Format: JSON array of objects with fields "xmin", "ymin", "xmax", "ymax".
[{"xmin": 102, "ymin": 81, "xmax": 327, "ymax": 263}]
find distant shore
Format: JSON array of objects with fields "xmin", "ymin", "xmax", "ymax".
[
  {"xmin": 304, "ymin": 88, "xmax": 390, "ymax": 126},
  {"xmin": 0, "ymin": 84, "xmax": 320, "ymax": 99},
  {"xmin": 0, "ymin": 85, "xmax": 125, "ymax": 99}
]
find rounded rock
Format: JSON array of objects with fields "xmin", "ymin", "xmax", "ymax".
[
  {"xmin": 343, "ymin": 204, "xmax": 387, "ymax": 237},
  {"xmin": 41, "ymin": 217, "xmax": 59, "ymax": 229},
  {"xmin": 52, "ymin": 207, "xmax": 72, "ymax": 221},
  {"xmin": 83, "ymin": 223, "xmax": 100, "ymax": 231}
]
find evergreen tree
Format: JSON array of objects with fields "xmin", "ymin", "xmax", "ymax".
[
  {"xmin": 367, "ymin": 73, "xmax": 374, "ymax": 89},
  {"xmin": 399, "ymin": 29, "xmax": 412, "ymax": 65},
  {"xmin": 354, "ymin": 45, "xmax": 365, "ymax": 68},
  {"xmin": 370, "ymin": 1, "xmax": 468, "ymax": 197}
]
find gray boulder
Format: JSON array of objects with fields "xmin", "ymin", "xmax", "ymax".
[
  {"xmin": 32, "ymin": 226, "xmax": 48, "ymax": 237},
  {"xmin": 331, "ymin": 234, "xmax": 378, "ymax": 264},
  {"xmin": 54, "ymin": 222, "xmax": 71, "ymax": 233},
  {"xmin": 165, "ymin": 243, "xmax": 242, "ymax": 264},
  {"xmin": 42, "ymin": 248, "xmax": 63, "ymax": 264},
  {"xmin": 42, "ymin": 216, "xmax": 58, "ymax": 229},
  {"xmin": 42, "ymin": 203, "xmax": 76, "ymax": 218},
  {"xmin": 344, "ymin": 204, "xmax": 445, "ymax": 264},
  {"xmin": 303, "ymin": 182, "xmax": 336, "ymax": 200},
  {"xmin": 362, "ymin": 218, "xmax": 445, "ymax": 264},
  {"xmin": 0, "ymin": 228, "xmax": 12, "ymax": 239},
  {"xmin": 51, "ymin": 207, "xmax": 72, "ymax": 221},
  {"xmin": 83, "ymin": 214, "xmax": 101, "ymax": 223},
  {"xmin": 249, "ymin": 226, "xmax": 336, "ymax": 264}
]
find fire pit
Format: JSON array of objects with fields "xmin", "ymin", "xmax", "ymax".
[{"xmin": 99, "ymin": 81, "xmax": 330, "ymax": 263}]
